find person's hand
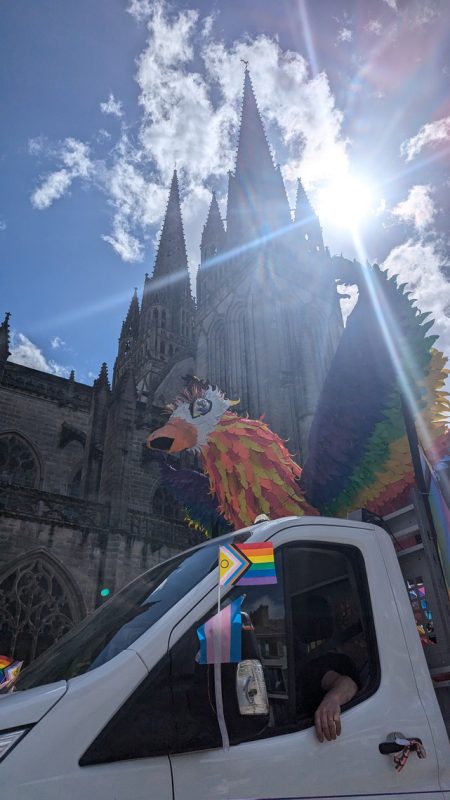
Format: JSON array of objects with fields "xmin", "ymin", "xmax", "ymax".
[
  {"xmin": 314, "ymin": 670, "xmax": 358, "ymax": 743},
  {"xmin": 314, "ymin": 691, "xmax": 342, "ymax": 742}
]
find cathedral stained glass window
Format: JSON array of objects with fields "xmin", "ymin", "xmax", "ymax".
[
  {"xmin": 0, "ymin": 433, "xmax": 40, "ymax": 488},
  {"xmin": 0, "ymin": 550, "xmax": 85, "ymax": 663}
]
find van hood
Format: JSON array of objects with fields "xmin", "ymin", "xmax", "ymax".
[{"xmin": 0, "ymin": 681, "xmax": 66, "ymax": 730}]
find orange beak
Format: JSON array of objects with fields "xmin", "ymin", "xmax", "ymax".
[{"xmin": 146, "ymin": 417, "xmax": 198, "ymax": 453}]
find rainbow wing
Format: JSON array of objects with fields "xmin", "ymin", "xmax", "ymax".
[{"xmin": 301, "ymin": 260, "xmax": 446, "ymax": 516}]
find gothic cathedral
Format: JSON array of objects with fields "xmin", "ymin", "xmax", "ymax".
[{"xmin": 0, "ymin": 71, "xmax": 342, "ymax": 663}]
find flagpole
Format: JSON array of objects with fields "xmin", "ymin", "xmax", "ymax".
[{"xmin": 214, "ymin": 575, "xmax": 229, "ymax": 750}]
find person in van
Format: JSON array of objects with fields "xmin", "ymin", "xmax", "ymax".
[{"xmin": 292, "ymin": 594, "xmax": 360, "ymax": 743}]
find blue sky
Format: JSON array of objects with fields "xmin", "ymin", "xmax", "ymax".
[{"xmin": 1, "ymin": 0, "xmax": 450, "ymax": 383}]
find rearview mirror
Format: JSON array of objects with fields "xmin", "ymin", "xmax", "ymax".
[{"xmin": 236, "ymin": 659, "xmax": 269, "ymax": 715}]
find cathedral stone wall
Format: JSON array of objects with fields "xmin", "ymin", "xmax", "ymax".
[
  {"xmin": 197, "ymin": 255, "xmax": 342, "ymax": 462},
  {"xmin": 0, "ymin": 363, "xmax": 91, "ymax": 495},
  {"xmin": 0, "ymin": 359, "xmax": 201, "ymax": 666}
]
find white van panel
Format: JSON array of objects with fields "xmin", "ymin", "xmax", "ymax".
[
  {"xmin": 0, "ymin": 681, "xmax": 66, "ymax": 728},
  {"xmin": 1, "ymin": 650, "xmax": 173, "ymax": 800}
]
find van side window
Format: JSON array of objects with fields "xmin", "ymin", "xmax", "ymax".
[
  {"xmin": 80, "ymin": 654, "xmax": 174, "ymax": 765},
  {"xmin": 216, "ymin": 543, "xmax": 378, "ymax": 748},
  {"xmin": 81, "ymin": 543, "xmax": 379, "ymax": 764},
  {"xmin": 285, "ymin": 543, "xmax": 379, "ymax": 728}
]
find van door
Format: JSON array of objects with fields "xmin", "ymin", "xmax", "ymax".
[
  {"xmin": 1, "ymin": 650, "xmax": 174, "ymax": 800},
  {"xmin": 167, "ymin": 527, "xmax": 444, "ymax": 800}
]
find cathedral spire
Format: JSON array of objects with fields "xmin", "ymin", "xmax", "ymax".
[
  {"xmin": 295, "ymin": 178, "xmax": 324, "ymax": 252},
  {"xmin": 201, "ymin": 192, "xmax": 225, "ymax": 258},
  {"xmin": 0, "ymin": 312, "xmax": 11, "ymax": 361},
  {"xmin": 94, "ymin": 361, "xmax": 110, "ymax": 393},
  {"xmin": 152, "ymin": 169, "xmax": 189, "ymax": 283},
  {"xmin": 198, "ymin": 192, "xmax": 226, "ymax": 303},
  {"xmin": 120, "ymin": 288, "xmax": 140, "ymax": 341},
  {"xmin": 113, "ymin": 289, "xmax": 140, "ymax": 389},
  {"xmin": 295, "ymin": 178, "xmax": 314, "ymax": 222},
  {"xmin": 235, "ymin": 69, "xmax": 275, "ymax": 181},
  {"xmin": 134, "ymin": 171, "xmax": 195, "ymax": 401},
  {"xmin": 227, "ymin": 69, "xmax": 291, "ymax": 245}
]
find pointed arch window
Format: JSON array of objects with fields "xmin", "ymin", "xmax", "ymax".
[
  {"xmin": 0, "ymin": 433, "xmax": 40, "ymax": 488},
  {"xmin": 161, "ymin": 309, "xmax": 167, "ymax": 329},
  {"xmin": 0, "ymin": 550, "xmax": 85, "ymax": 663}
]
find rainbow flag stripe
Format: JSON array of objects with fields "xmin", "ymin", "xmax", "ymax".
[{"xmin": 236, "ymin": 542, "xmax": 277, "ymax": 585}]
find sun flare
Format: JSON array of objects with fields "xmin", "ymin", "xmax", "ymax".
[{"xmin": 315, "ymin": 175, "xmax": 374, "ymax": 230}]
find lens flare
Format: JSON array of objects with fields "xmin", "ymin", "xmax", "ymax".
[{"xmin": 315, "ymin": 175, "xmax": 374, "ymax": 230}]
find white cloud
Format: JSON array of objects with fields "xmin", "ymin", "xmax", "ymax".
[
  {"xmin": 31, "ymin": 170, "xmax": 73, "ymax": 210},
  {"xmin": 0, "ymin": 219, "xmax": 6, "ymax": 231},
  {"xmin": 96, "ymin": 129, "xmax": 112, "ymax": 143},
  {"xmin": 29, "ymin": 2, "xmax": 349, "ymax": 269},
  {"xmin": 100, "ymin": 93, "xmax": 123, "ymax": 117},
  {"xmin": 383, "ymin": 239, "xmax": 450, "ymax": 360},
  {"xmin": 366, "ymin": 19, "xmax": 382, "ymax": 35},
  {"xmin": 202, "ymin": 35, "xmax": 348, "ymax": 190},
  {"xmin": 410, "ymin": 2, "xmax": 438, "ymax": 28},
  {"xmin": 28, "ymin": 136, "xmax": 46, "ymax": 156},
  {"xmin": 383, "ymin": 0, "xmax": 398, "ymax": 10},
  {"xmin": 98, "ymin": 143, "xmax": 168, "ymax": 262},
  {"xmin": 392, "ymin": 185, "xmax": 436, "ymax": 232},
  {"xmin": 10, "ymin": 333, "xmax": 70, "ymax": 377},
  {"xmin": 60, "ymin": 138, "xmax": 92, "ymax": 176},
  {"xmin": 50, "ymin": 336, "xmax": 66, "ymax": 349},
  {"xmin": 127, "ymin": 0, "xmax": 153, "ymax": 21},
  {"xmin": 337, "ymin": 27, "xmax": 352, "ymax": 42},
  {"xmin": 31, "ymin": 138, "xmax": 93, "ymax": 210},
  {"xmin": 400, "ymin": 116, "xmax": 450, "ymax": 161},
  {"xmin": 96, "ymin": 6, "xmax": 348, "ymax": 264},
  {"xmin": 102, "ymin": 226, "xmax": 144, "ymax": 262}
]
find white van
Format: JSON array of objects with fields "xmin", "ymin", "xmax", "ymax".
[{"xmin": 1, "ymin": 516, "xmax": 449, "ymax": 799}]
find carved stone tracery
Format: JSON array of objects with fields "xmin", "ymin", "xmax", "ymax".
[
  {"xmin": 0, "ymin": 550, "xmax": 85, "ymax": 664},
  {"xmin": 0, "ymin": 433, "xmax": 40, "ymax": 488}
]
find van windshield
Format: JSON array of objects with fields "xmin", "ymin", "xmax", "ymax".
[{"xmin": 8, "ymin": 532, "xmax": 250, "ymax": 692}]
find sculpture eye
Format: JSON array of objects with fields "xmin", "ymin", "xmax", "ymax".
[{"xmin": 190, "ymin": 398, "xmax": 212, "ymax": 418}]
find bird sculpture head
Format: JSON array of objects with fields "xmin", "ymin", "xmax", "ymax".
[
  {"xmin": 147, "ymin": 378, "xmax": 233, "ymax": 454},
  {"xmin": 147, "ymin": 376, "xmax": 315, "ymax": 529}
]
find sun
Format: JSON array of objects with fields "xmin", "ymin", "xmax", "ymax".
[{"xmin": 315, "ymin": 175, "xmax": 374, "ymax": 230}]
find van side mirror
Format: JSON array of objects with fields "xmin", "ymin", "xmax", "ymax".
[{"xmin": 236, "ymin": 659, "xmax": 269, "ymax": 715}]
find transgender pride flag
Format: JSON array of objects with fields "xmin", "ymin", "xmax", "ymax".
[{"xmin": 197, "ymin": 596, "xmax": 244, "ymax": 664}]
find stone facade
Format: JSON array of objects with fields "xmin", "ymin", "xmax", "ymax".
[{"xmin": 0, "ymin": 71, "xmax": 342, "ymax": 664}]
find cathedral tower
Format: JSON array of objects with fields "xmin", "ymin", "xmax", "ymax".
[
  {"xmin": 113, "ymin": 289, "xmax": 140, "ymax": 387},
  {"xmin": 196, "ymin": 68, "xmax": 343, "ymax": 460},
  {"xmin": 112, "ymin": 169, "xmax": 196, "ymax": 403}
]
